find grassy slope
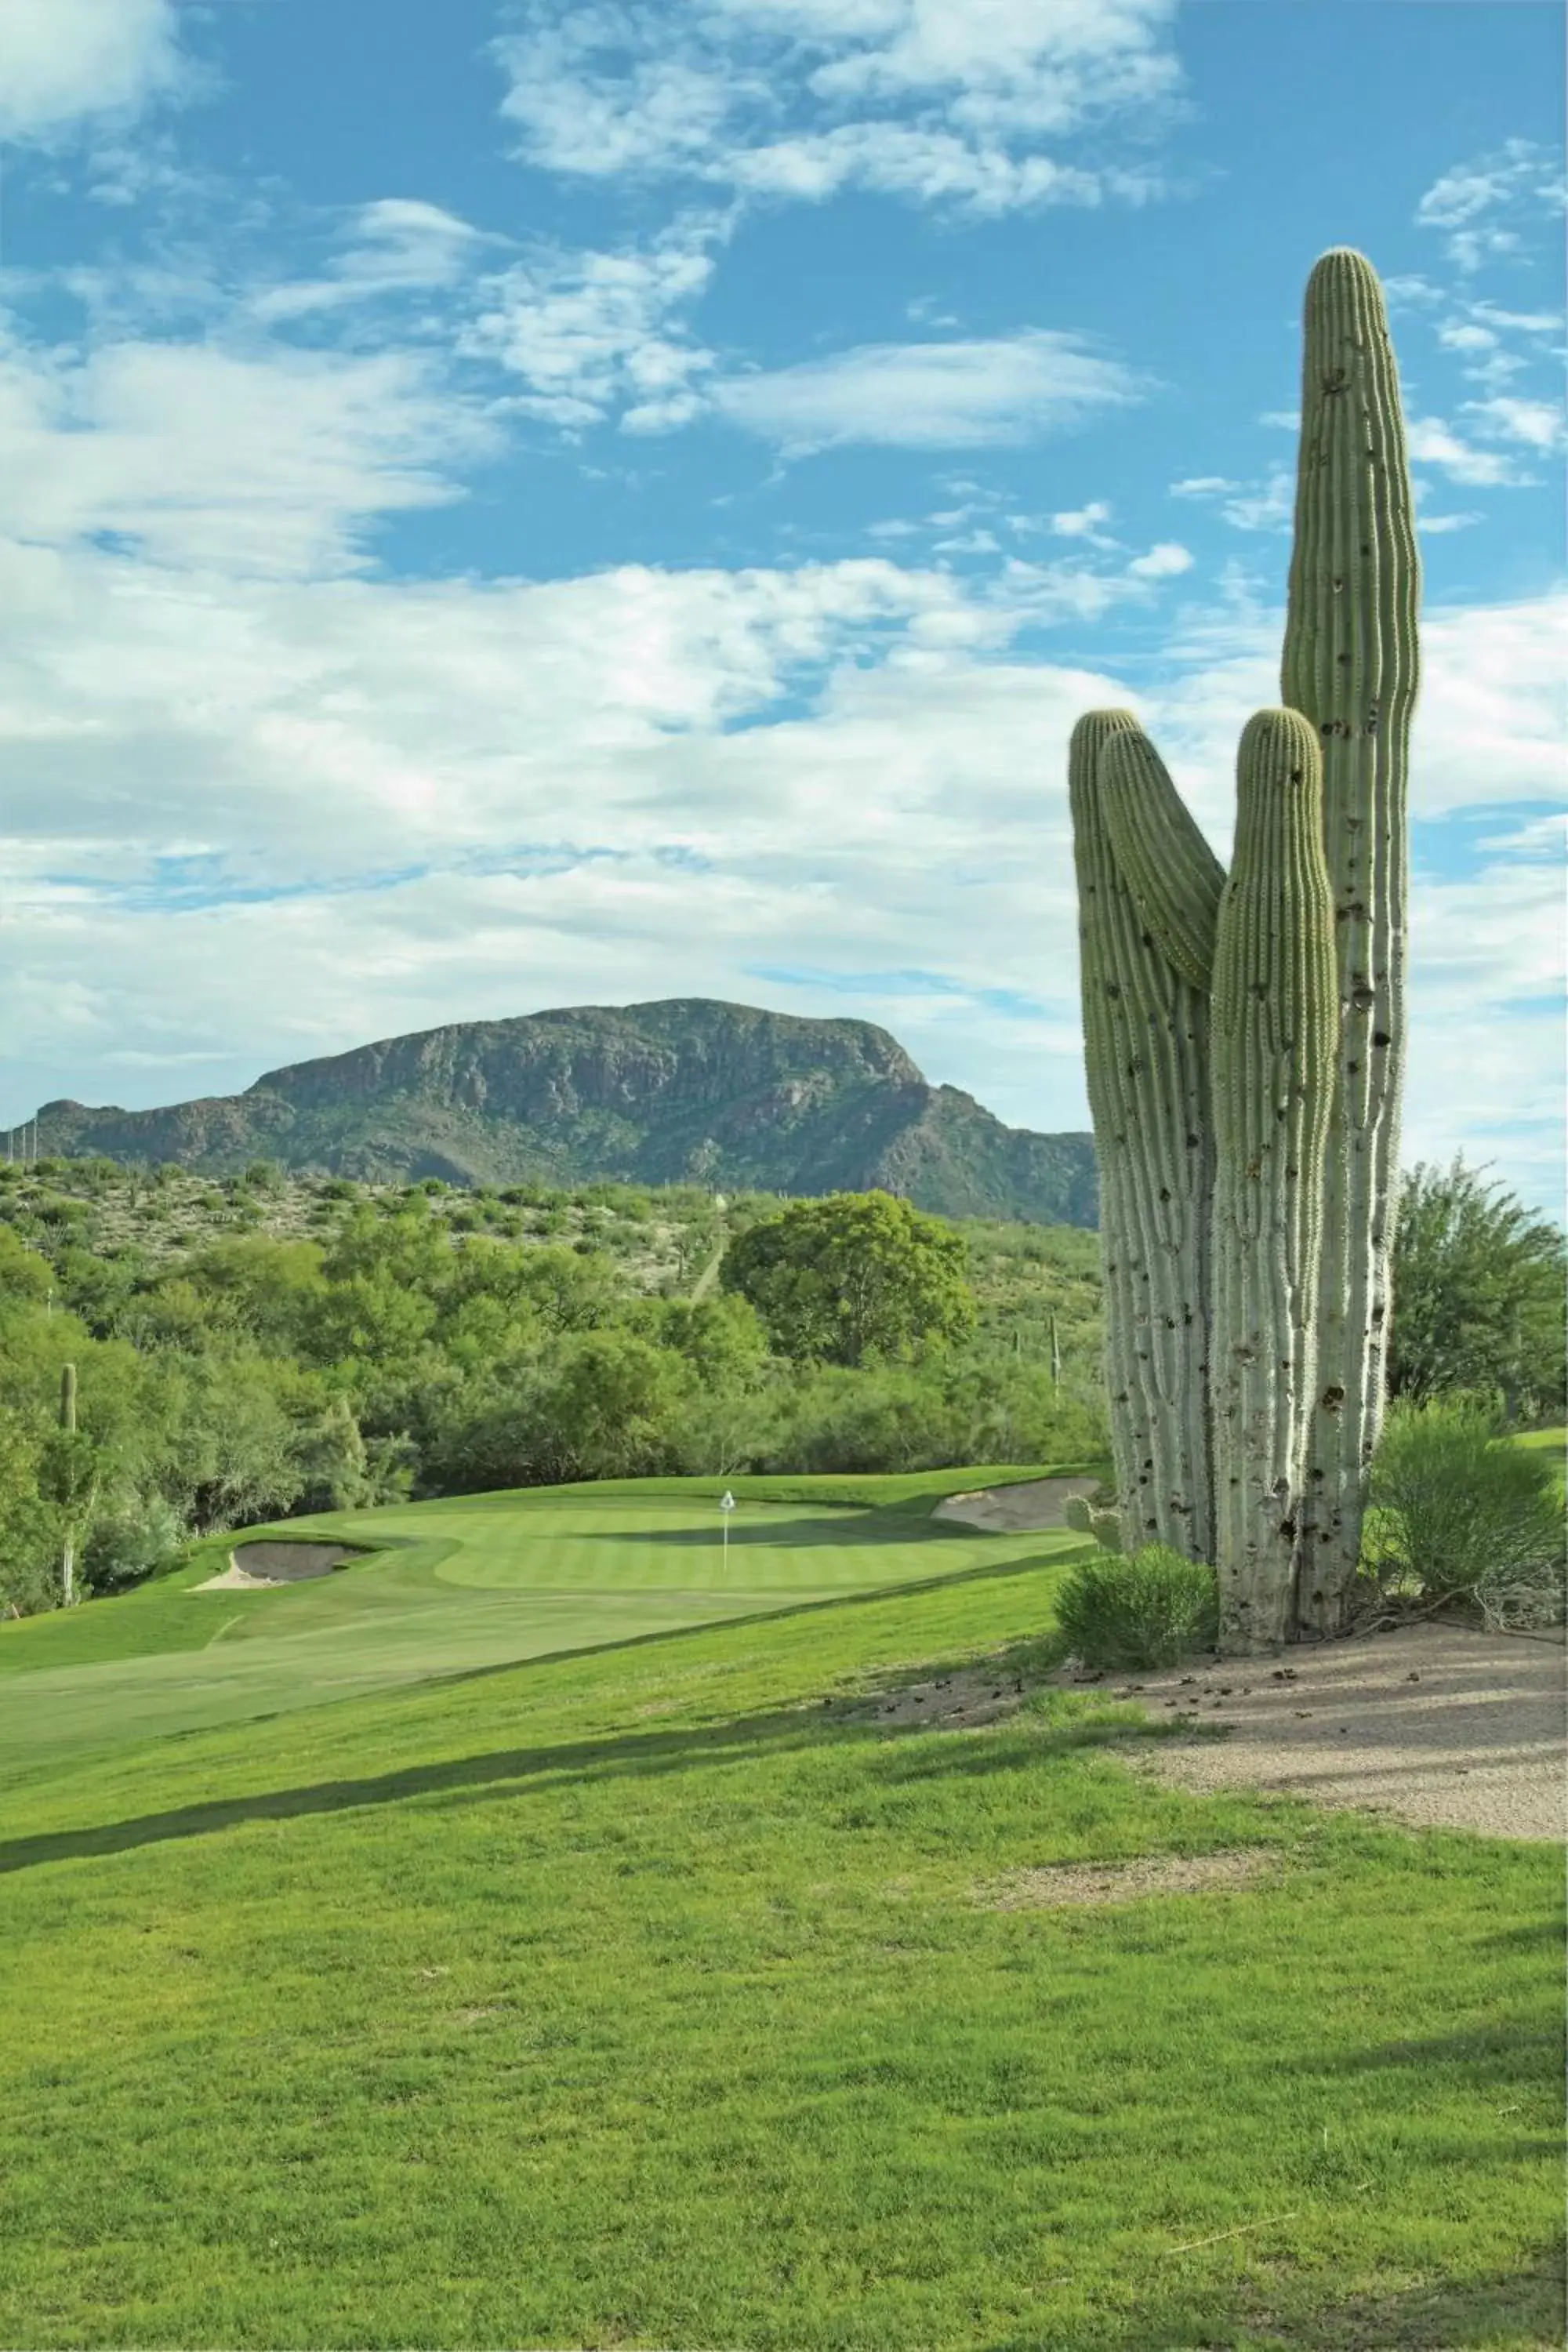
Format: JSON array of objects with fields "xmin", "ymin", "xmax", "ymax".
[
  {"xmin": 0, "ymin": 1468, "xmax": 1091, "ymax": 1778},
  {"xmin": 0, "ymin": 1478, "xmax": 1561, "ymax": 2352}
]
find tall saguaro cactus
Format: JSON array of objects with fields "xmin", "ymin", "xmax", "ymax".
[
  {"xmin": 1066, "ymin": 249, "xmax": 1419, "ymax": 1651},
  {"xmin": 1281, "ymin": 252, "xmax": 1421, "ymax": 1632}
]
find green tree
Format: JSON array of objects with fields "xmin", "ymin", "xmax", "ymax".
[
  {"xmin": 535, "ymin": 1330, "xmax": 689, "ymax": 1482},
  {"xmin": 720, "ymin": 1191, "xmax": 975, "ymax": 1367},
  {"xmin": 185, "ymin": 1236, "xmax": 328, "ymax": 1356},
  {"xmin": 1389, "ymin": 1160, "xmax": 1566, "ymax": 1424}
]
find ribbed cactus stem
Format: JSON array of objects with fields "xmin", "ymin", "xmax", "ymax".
[
  {"xmin": 1070, "ymin": 712, "xmax": 1158, "ymax": 1536},
  {"xmin": 1073, "ymin": 714, "xmax": 1216, "ymax": 1559},
  {"xmin": 60, "ymin": 1361, "xmax": 77, "ymax": 1608},
  {"xmin": 1209, "ymin": 713, "xmax": 1338, "ymax": 1651},
  {"xmin": 1281, "ymin": 249, "xmax": 1420, "ymax": 1631},
  {"xmin": 1101, "ymin": 728, "xmax": 1227, "ymax": 993}
]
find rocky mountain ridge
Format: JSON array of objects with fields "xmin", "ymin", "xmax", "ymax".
[{"xmin": 30, "ymin": 999, "xmax": 1098, "ymax": 1226}]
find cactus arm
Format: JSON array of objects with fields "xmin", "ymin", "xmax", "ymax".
[
  {"xmin": 1101, "ymin": 725, "xmax": 1228, "ymax": 993},
  {"xmin": 1070, "ymin": 712, "xmax": 1156, "ymax": 1536},
  {"xmin": 1070, "ymin": 712, "xmax": 1214, "ymax": 1561},
  {"xmin": 1281, "ymin": 249, "xmax": 1420, "ymax": 1630},
  {"xmin": 1209, "ymin": 713, "xmax": 1339, "ymax": 1651}
]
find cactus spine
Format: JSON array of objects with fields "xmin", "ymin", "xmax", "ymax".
[
  {"xmin": 1070, "ymin": 713, "xmax": 1214, "ymax": 1555},
  {"xmin": 1208, "ymin": 714, "xmax": 1338, "ymax": 1650},
  {"xmin": 1065, "ymin": 249, "xmax": 1418, "ymax": 1652},
  {"xmin": 60, "ymin": 1362, "xmax": 77, "ymax": 1609},
  {"xmin": 1281, "ymin": 252, "xmax": 1421, "ymax": 1632}
]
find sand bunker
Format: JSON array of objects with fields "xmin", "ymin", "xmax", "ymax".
[
  {"xmin": 933, "ymin": 1475, "xmax": 1101, "ymax": 1534},
  {"xmin": 197, "ymin": 1541, "xmax": 366, "ymax": 1592}
]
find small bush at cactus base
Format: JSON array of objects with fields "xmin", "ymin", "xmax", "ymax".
[
  {"xmin": 1054, "ymin": 1544, "xmax": 1221, "ymax": 1671},
  {"xmin": 1359, "ymin": 1397, "xmax": 1567, "ymax": 1632}
]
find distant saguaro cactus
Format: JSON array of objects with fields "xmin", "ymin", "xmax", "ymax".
[
  {"xmin": 1067, "ymin": 250, "xmax": 1419, "ymax": 1653},
  {"xmin": 60, "ymin": 1362, "xmax": 78, "ymax": 1610}
]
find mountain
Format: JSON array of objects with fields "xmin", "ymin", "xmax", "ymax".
[{"xmin": 28, "ymin": 999, "xmax": 1098, "ymax": 1225}]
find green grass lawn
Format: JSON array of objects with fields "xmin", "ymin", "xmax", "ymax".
[
  {"xmin": 0, "ymin": 1467, "xmax": 1089, "ymax": 1779},
  {"xmin": 0, "ymin": 1472, "xmax": 1561, "ymax": 2350}
]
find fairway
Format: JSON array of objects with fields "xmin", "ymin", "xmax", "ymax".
[
  {"xmin": 0, "ymin": 1478, "xmax": 1082, "ymax": 1776},
  {"xmin": 1, "ymin": 1478, "xmax": 1560, "ymax": 2352}
]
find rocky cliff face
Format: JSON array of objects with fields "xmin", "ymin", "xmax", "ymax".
[{"xmin": 31, "ymin": 999, "xmax": 1098, "ymax": 1225}]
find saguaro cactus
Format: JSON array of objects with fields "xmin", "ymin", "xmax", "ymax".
[
  {"xmin": 1208, "ymin": 713, "xmax": 1338, "ymax": 1650},
  {"xmin": 1069, "ymin": 713, "xmax": 1213, "ymax": 1556},
  {"xmin": 59, "ymin": 1362, "xmax": 78, "ymax": 1609},
  {"xmin": 1065, "ymin": 248, "xmax": 1418, "ymax": 1652},
  {"xmin": 1282, "ymin": 251, "xmax": 1421, "ymax": 1632}
]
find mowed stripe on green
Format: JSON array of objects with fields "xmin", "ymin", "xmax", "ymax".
[{"xmin": 0, "ymin": 1484, "xmax": 1081, "ymax": 1773}]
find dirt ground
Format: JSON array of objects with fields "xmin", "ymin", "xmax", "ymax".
[{"xmin": 1095, "ymin": 1622, "xmax": 1566, "ymax": 1841}]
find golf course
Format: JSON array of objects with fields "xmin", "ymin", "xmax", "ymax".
[
  {"xmin": 0, "ymin": 1470, "xmax": 1088, "ymax": 1775},
  {"xmin": 1, "ymin": 1468, "xmax": 1561, "ymax": 2350}
]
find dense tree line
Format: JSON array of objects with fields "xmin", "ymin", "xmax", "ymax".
[
  {"xmin": 0, "ymin": 1180, "xmax": 1108, "ymax": 1614},
  {"xmin": 1, "ymin": 1154, "xmax": 1557, "ymax": 1618}
]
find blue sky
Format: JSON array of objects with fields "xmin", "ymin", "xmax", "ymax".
[{"xmin": 0, "ymin": 0, "xmax": 1563, "ymax": 1211}]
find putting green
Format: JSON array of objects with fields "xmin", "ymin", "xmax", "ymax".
[{"xmin": 0, "ymin": 1485, "xmax": 1080, "ymax": 1775}]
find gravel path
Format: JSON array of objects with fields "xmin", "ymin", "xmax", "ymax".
[{"xmin": 1089, "ymin": 1623, "xmax": 1566, "ymax": 1840}]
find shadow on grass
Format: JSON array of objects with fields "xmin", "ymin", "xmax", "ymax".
[
  {"xmin": 1011, "ymin": 2256, "xmax": 1568, "ymax": 2352},
  {"xmin": 0, "ymin": 1624, "xmax": 1137, "ymax": 1879},
  {"xmin": 574, "ymin": 1510, "xmax": 982, "ymax": 1552}
]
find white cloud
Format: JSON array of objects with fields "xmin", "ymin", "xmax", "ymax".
[
  {"xmin": 459, "ymin": 227, "xmax": 720, "ymax": 434},
  {"xmin": 0, "ymin": 331, "xmax": 500, "ymax": 576},
  {"xmin": 727, "ymin": 124, "xmax": 1108, "ymax": 212},
  {"xmin": 714, "ymin": 330, "xmax": 1146, "ymax": 451},
  {"xmin": 252, "ymin": 202, "xmax": 493, "ymax": 322},
  {"xmin": 1050, "ymin": 499, "xmax": 1116, "ymax": 541},
  {"xmin": 1407, "ymin": 416, "xmax": 1532, "ymax": 488},
  {"xmin": 1415, "ymin": 137, "xmax": 1568, "ymax": 271},
  {"xmin": 1127, "ymin": 541, "xmax": 1192, "ymax": 579},
  {"xmin": 2, "ymin": 524, "xmax": 1561, "ymax": 1206},
  {"xmin": 1461, "ymin": 394, "xmax": 1566, "ymax": 452},
  {"xmin": 1437, "ymin": 320, "xmax": 1498, "ymax": 356},
  {"xmin": 1163, "ymin": 472, "xmax": 1291, "ymax": 531},
  {"xmin": 0, "ymin": 0, "xmax": 188, "ymax": 140},
  {"xmin": 1418, "ymin": 512, "xmax": 1482, "ymax": 536},
  {"xmin": 1220, "ymin": 470, "xmax": 1293, "ymax": 532},
  {"xmin": 491, "ymin": 0, "xmax": 1184, "ymax": 214}
]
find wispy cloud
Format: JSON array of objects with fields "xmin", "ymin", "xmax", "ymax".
[
  {"xmin": 1407, "ymin": 416, "xmax": 1533, "ymax": 488},
  {"xmin": 459, "ymin": 223, "xmax": 723, "ymax": 434},
  {"xmin": 714, "ymin": 330, "xmax": 1148, "ymax": 452},
  {"xmin": 1415, "ymin": 136, "xmax": 1567, "ymax": 271},
  {"xmin": 0, "ymin": 329, "xmax": 501, "ymax": 575},
  {"xmin": 490, "ymin": 0, "xmax": 1185, "ymax": 215},
  {"xmin": 252, "ymin": 202, "xmax": 496, "ymax": 322}
]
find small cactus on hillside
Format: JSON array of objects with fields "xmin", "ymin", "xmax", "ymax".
[{"xmin": 1064, "ymin": 1494, "xmax": 1124, "ymax": 1554}]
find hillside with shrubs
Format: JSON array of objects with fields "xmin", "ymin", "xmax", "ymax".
[{"xmin": 0, "ymin": 1156, "xmax": 1108, "ymax": 1614}]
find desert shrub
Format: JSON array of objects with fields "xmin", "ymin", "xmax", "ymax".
[
  {"xmin": 1054, "ymin": 1544, "xmax": 1220, "ymax": 1671},
  {"xmin": 1365, "ymin": 1398, "xmax": 1566, "ymax": 1627},
  {"xmin": 81, "ymin": 1492, "xmax": 187, "ymax": 1595}
]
